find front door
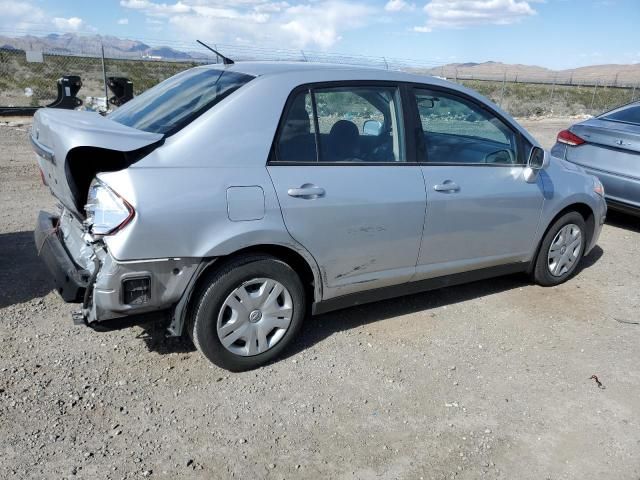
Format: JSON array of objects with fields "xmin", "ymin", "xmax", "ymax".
[
  {"xmin": 410, "ymin": 87, "xmax": 544, "ymax": 280},
  {"xmin": 267, "ymin": 84, "xmax": 426, "ymax": 299}
]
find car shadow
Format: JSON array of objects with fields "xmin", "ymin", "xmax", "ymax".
[
  {"xmin": 4, "ymin": 226, "xmax": 602, "ymax": 360},
  {"xmin": 137, "ymin": 318, "xmax": 196, "ymax": 355},
  {"xmin": 88, "ymin": 312, "xmax": 197, "ymax": 354},
  {"xmin": 0, "ymin": 231, "xmax": 53, "ymax": 309},
  {"xmin": 606, "ymin": 210, "xmax": 640, "ymax": 233},
  {"xmin": 116, "ymin": 246, "xmax": 604, "ymax": 359},
  {"xmin": 283, "ymin": 246, "xmax": 604, "ymax": 360}
]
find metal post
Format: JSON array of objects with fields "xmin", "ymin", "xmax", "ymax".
[
  {"xmin": 590, "ymin": 80, "xmax": 598, "ymax": 111},
  {"xmin": 632, "ymin": 83, "xmax": 637, "ymax": 102},
  {"xmin": 500, "ymin": 73, "xmax": 506, "ymax": 107},
  {"xmin": 549, "ymin": 75, "xmax": 557, "ymax": 104},
  {"xmin": 300, "ymin": 50, "xmax": 307, "ymax": 62},
  {"xmin": 101, "ymin": 43, "xmax": 108, "ymax": 111},
  {"xmin": 383, "ymin": 57, "xmax": 388, "ymax": 70}
]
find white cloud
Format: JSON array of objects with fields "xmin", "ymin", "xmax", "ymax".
[
  {"xmin": 254, "ymin": 2, "xmax": 290, "ymax": 13},
  {"xmin": 120, "ymin": 0, "xmax": 194, "ymax": 16},
  {"xmin": 120, "ymin": 0, "xmax": 375, "ymax": 49},
  {"xmin": 117, "ymin": 17, "xmax": 130, "ymax": 25},
  {"xmin": 0, "ymin": 0, "xmax": 35, "ymax": 17},
  {"xmin": 385, "ymin": 0, "xmax": 414, "ymax": 12},
  {"xmin": 52, "ymin": 16, "xmax": 85, "ymax": 31},
  {"xmin": 0, "ymin": 1, "xmax": 93, "ymax": 32},
  {"xmin": 281, "ymin": 2, "xmax": 373, "ymax": 48},
  {"xmin": 414, "ymin": 0, "xmax": 537, "ymax": 32}
]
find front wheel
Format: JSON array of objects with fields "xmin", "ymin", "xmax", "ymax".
[
  {"xmin": 533, "ymin": 212, "xmax": 586, "ymax": 286},
  {"xmin": 189, "ymin": 255, "xmax": 306, "ymax": 371}
]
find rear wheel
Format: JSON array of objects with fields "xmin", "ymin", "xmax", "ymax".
[
  {"xmin": 533, "ymin": 212, "xmax": 586, "ymax": 286},
  {"xmin": 189, "ymin": 254, "xmax": 306, "ymax": 371}
]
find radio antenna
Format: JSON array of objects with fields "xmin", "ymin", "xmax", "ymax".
[{"xmin": 196, "ymin": 40, "xmax": 234, "ymax": 65}]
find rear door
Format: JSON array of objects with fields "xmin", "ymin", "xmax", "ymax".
[
  {"xmin": 267, "ymin": 83, "xmax": 426, "ymax": 300},
  {"xmin": 409, "ymin": 87, "xmax": 544, "ymax": 280}
]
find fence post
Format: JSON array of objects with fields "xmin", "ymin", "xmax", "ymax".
[
  {"xmin": 500, "ymin": 72, "xmax": 506, "ymax": 107},
  {"xmin": 632, "ymin": 83, "xmax": 637, "ymax": 102},
  {"xmin": 590, "ymin": 80, "xmax": 598, "ymax": 112},
  {"xmin": 383, "ymin": 57, "xmax": 388, "ymax": 70},
  {"xmin": 549, "ymin": 75, "xmax": 557, "ymax": 104},
  {"xmin": 101, "ymin": 43, "xmax": 108, "ymax": 109}
]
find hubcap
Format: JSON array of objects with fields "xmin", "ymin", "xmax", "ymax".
[
  {"xmin": 547, "ymin": 223, "xmax": 582, "ymax": 277},
  {"xmin": 217, "ymin": 278, "xmax": 293, "ymax": 357}
]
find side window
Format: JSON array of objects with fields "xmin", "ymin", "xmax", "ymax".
[
  {"xmin": 414, "ymin": 88, "xmax": 520, "ymax": 165},
  {"xmin": 275, "ymin": 85, "xmax": 405, "ymax": 163},
  {"xmin": 276, "ymin": 90, "xmax": 317, "ymax": 163}
]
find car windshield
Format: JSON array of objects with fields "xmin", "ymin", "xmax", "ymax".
[{"xmin": 109, "ymin": 68, "xmax": 254, "ymax": 135}]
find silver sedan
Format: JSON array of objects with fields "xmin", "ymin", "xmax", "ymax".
[
  {"xmin": 32, "ymin": 62, "xmax": 607, "ymax": 371},
  {"xmin": 551, "ymin": 101, "xmax": 640, "ymax": 216}
]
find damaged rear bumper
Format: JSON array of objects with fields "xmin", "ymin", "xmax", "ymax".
[
  {"xmin": 35, "ymin": 210, "xmax": 200, "ymax": 325},
  {"xmin": 34, "ymin": 211, "xmax": 90, "ymax": 302}
]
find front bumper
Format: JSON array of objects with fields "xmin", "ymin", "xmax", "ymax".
[
  {"xmin": 35, "ymin": 210, "xmax": 200, "ymax": 324},
  {"xmin": 585, "ymin": 194, "xmax": 607, "ymax": 255}
]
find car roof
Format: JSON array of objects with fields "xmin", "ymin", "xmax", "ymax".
[
  {"xmin": 193, "ymin": 61, "xmax": 540, "ymax": 148},
  {"xmin": 198, "ymin": 60, "xmax": 444, "ymax": 84}
]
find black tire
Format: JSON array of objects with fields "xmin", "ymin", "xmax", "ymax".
[
  {"xmin": 533, "ymin": 211, "xmax": 586, "ymax": 286},
  {"xmin": 189, "ymin": 254, "xmax": 306, "ymax": 371}
]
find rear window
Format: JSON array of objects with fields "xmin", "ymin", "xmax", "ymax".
[
  {"xmin": 600, "ymin": 104, "xmax": 640, "ymax": 126},
  {"xmin": 109, "ymin": 68, "xmax": 254, "ymax": 135}
]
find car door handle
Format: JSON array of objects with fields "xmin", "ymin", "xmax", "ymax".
[
  {"xmin": 287, "ymin": 185, "xmax": 326, "ymax": 198},
  {"xmin": 433, "ymin": 181, "xmax": 460, "ymax": 193}
]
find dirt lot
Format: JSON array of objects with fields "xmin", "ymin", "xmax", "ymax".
[{"xmin": 1, "ymin": 117, "xmax": 639, "ymax": 480}]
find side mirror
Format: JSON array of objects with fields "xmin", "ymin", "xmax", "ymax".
[
  {"xmin": 363, "ymin": 120, "xmax": 383, "ymax": 136},
  {"xmin": 528, "ymin": 146, "xmax": 549, "ymax": 170},
  {"xmin": 524, "ymin": 146, "xmax": 550, "ymax": 183}
]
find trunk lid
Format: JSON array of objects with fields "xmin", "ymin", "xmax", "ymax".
[
  {"xmin": 572, "ymin": 118, "xmax": 640, "ymax": 153},
  {"xmin": 31, "ymin": 108, "xmax": 163, "ymax": 216},
  {"xmin": 567, "ymin": 118, "xmax": 640, "ymax": 181}
]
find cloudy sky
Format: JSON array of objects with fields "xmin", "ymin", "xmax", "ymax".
[{"xmin": 0, "ymin": 0, "xmax": 638, "ymax": 68}]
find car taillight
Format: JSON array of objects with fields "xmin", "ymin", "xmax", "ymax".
[
  {"xmin": 557, "ymin": 129, "xmax": 586, "ymax": 146},
  {"xmin": 84, "ymin": 178, "xmax": 134, "ymax": 236}
]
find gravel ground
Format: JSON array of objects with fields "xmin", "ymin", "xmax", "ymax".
[{"xmin": 1, "ymin": 116, "xmax": 639, "ymax": 480}]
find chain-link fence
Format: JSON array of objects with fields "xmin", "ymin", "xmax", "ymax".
[
  {"xmin": 0, "ymin": 47, "xmax": 202, "ymax": 108},
  {"xmin": 1, "ymin": 39, "xmax": 638, "ymax": 117},
  {"xmin": 458, "ymin": 79, "xmax": 638, "ymax": 117}
]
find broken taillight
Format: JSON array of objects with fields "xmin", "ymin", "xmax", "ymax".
[{"xmin": 84, "ymin": 178, "xmax": 134, "ymax": 235}]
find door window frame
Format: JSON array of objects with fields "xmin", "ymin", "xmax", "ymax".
[
  {"xmin": 405, "ymin": 84, "xmax": 527, "ymax": 167},
  {"xmin": 268, "ymin": 81, "xmax": 419, "ymax": 166}
]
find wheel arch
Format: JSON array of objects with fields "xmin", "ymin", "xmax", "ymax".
[
  {"xmin": 169, "ymin": 242, "xmax": 322, "ymax": 337},
  {"xmin": 529, "ymin": 202, "xmax": 596, "ymax": 274}
]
